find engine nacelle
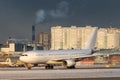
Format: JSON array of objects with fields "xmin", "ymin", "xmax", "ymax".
[{"xmin": 63, "ymin": 60, "xmax": 76, "ymax": 67}]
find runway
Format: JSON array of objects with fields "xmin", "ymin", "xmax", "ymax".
[{"xmin": 0, "ymin": 65, "xmax": 120, "ymax": 80}]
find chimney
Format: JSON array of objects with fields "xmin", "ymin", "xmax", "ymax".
[{"xmin": 32, "ymin": 25, "xmax": 35, "ymax": 43}]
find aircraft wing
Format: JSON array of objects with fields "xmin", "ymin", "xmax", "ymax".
[
  {"xmin": 50, "ymin": 55, "xmax": 95, "ymax": 62},
  {"xmin": 50, "ymin": 53, "xmax": 119, "ymax": 62}
]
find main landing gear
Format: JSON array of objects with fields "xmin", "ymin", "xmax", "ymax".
[
  {"xmin": 45, "ymin": 64, "xmax": 54, "ymax": 69},
  {"xmin": 67, "ymin": 65, "xmax": 75, "ymax": 69}
]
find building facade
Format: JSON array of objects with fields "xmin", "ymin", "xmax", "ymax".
[
  {"xmin": 51, "ymin": 26, "xmax": 120, "ymax": 50},
  {"xmin": 38, "ymin": 32, "xmax": 51, "ymax": 50},
  {"xmin": 51, "ymin": 26, "xmax": 94, "ymax": 50},
  {"xmin": 97, "ymin": 28, "xmax": 107, "ymax": 49}
]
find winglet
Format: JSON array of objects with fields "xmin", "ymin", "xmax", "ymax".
[{"xmin": 84, "ymin": 27, "xmax": 98, "ymax": 50}]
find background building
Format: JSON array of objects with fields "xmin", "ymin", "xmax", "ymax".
[
  {"xmin": 1, "ymin": 38, "xmax": 27, "ymax": 54},
  {"xmin": 51, "ymin": 26, "xmax": 94, "ymax": 50},
  {"xmin": 97, "ymin": 28, "xmax": 107, "ymax": 49},
  {"xmin": 107, "ymin": 32, "xmax": 120, "ymax": 49},
  {"xmin": 1, "ymin": 38, "xmax": 43, "ymax": 54},
  {"xmin": 38, "ymin": 32, "xmax": 51, "ymax": 50},
  {"xmin": 97, "ymin": 28, "xmax": 120, "ymax": 49},
  {"xmin": 51, "ymin": 26, "xmax": 120, "ymax": 50}
]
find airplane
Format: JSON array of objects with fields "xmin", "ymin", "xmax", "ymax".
[{"xmin": 20, "ymin": 27, "xmax": 98, "ymax": 70}]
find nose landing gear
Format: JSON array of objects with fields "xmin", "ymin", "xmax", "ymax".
[{"xmin": 24, "ymin": 63, "xmax": 33, "ymax": 70}]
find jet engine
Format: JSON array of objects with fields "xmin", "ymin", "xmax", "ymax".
[{"xmin": 63, "ymin": 60, "xmax": 76, "ymax": 67}]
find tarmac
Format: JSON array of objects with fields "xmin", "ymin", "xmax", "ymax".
[{"xmin": 0, "ymin": 65, "xmax": 120, "ymax": 80}]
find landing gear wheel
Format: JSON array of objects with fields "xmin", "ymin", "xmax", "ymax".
[
  {"xmin": 27, "ymin": 67, "xmax": 32, "ymax": 70},
  {"xmin": 24, "ymin": 63, "xmax": 33, "ymax": 70},
  {"xmin": 45, "ymin": 64, "xmax": 54, "ymax": 69},
  {"xmin": 67, "ymin": 65, "xmax": 75, "ymax": 69}
]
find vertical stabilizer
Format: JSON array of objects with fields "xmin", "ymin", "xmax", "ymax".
[{"xmin": 84, "ymin": 27, "xmax": 98, "ymax": 50}]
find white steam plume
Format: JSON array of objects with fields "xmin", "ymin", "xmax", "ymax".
[
  {"xmin": 35, "ymin": 9, "xmax": 46, "ymax": 25},
  {"xmin": 34, "ymin": 1, "xmax": 69, "ymax": 25},
  {"xmin": 49, "ymin": 1, "xmax": 69, "ymax": 18}
]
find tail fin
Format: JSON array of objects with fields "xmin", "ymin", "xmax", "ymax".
[{"xmin": 84, "ymin": 27, "xmax": 98, "ymax": 50}]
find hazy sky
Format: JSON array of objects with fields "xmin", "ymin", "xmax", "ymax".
[{"xmin": 0, "ymin": 0, "xmax": 120, "ymax": 43}]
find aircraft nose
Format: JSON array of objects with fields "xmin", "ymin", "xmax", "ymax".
[
  {"xmin": 19, "ymin": 56, "xmax": 23, "ymax": 61},
  {"xmin": 19, "ymin": 56, "xmax": 26, "ymax": 62},
  {"xmin": 19, "ymin": 53, "xmax": 28, "ymax": 62}
]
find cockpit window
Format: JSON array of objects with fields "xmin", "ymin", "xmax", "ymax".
[{"xmin": 21, "ymin": 54, "xmax": 28, "ymax": 56}]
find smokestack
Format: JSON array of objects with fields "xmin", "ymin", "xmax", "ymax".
[{"xmin": 32, "ymin": 25, "xmax": 35, "ymax": 43}]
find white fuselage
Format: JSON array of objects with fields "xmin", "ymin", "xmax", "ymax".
[{"xmin": 20, "ymin": 49, "xmax": 92, "ymax": 64}]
